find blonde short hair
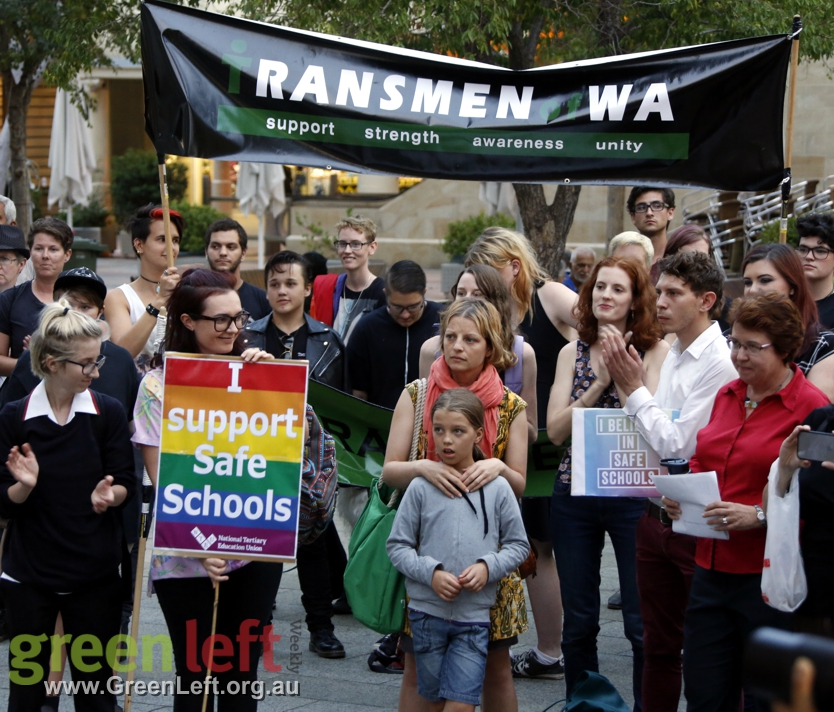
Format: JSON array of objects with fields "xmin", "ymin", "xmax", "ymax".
[
  {"xmin": 29, "ymin": 300, "xmax": 103, "ymax": 379},
  {"xmin": 440, "ymin": 298, "xmax": 516, "ymax": 373},
  {"xmin": 464, "ymin": 227, "xmax": 549, "ymax": 322},
  {"xmin": 608, "ymin": 231, "xmax": 654, "ymax": 270},
  {"xmin": 335, "ymin": 215, "xmax": 377, "ymax": 241}
]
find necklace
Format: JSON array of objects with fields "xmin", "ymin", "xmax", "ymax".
[
  {"xmin": 341, "ymin": 274, "xmax": 375, "ymax": 317},
  {"xmin": 745, "ymin": 369, "xmax": 792, "ymax": 410},
  {"xmin": 139, "ymin": 273, "xmax": 159, "ymax": 285}
]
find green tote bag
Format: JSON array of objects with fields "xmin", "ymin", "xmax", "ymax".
[
  {"xmin": 343, "ymin": 378, "xmax": 426, "ymax": 635},
  {"xmin": 344, "ymin": 479, "xmax": 407, "ymax": 634}
]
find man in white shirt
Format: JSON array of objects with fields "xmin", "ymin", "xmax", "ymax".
[{"xmin": 601, "ymin": 251, "xmax": 737, "ymax": 712}]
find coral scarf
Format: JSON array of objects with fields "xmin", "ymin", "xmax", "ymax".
[{"xmin": 423, "ymin": 357, "xmax": 505, "ymax": 461}]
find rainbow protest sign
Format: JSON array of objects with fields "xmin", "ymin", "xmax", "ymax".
[{"xmin": 152, "ymin": 353, "xmax": 308, "ymax": 562}]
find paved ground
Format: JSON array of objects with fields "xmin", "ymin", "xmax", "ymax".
[
  {"xmin": 0, "ymin": 255, "xmax": 685, "ymax": 711},
  {"xmin": 0, "ymin": 524, "xmax": 662, "ymax": 711}
]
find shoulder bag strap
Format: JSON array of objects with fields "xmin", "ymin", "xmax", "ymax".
[{"xmin": 409, "ymin": 378, "xmax": 427, "ymax": 462}]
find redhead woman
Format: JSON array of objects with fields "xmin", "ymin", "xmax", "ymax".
[
  {"xmin": 384, "ymin": 298, "xmax": 528, "ymax": 712},
  {"xmin": 546, "ymin": 255, "xmax": 669, "ymax": 709},
  {"xmin": 465, "ymin": 227, "xmax": 577, "ymax": 678}
]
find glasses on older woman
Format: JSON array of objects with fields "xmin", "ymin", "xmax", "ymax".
[{"xmin": 726, "ymin": 336, "xmax": 772, "ymax": 355}]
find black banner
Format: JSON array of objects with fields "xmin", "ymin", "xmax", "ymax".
[{"xmin": 141, "ymin": 0, "xmax": 790, "ymax": 189}]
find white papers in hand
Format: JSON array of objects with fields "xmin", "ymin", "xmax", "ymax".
[{"xmin": 651, "ymin": 471, "xmax": 729, "ymax": 540}]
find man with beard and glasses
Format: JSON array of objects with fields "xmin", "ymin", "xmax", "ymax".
[{"xmin": 205, "ymin": 218, "xmax": 271, "ymax": 320}]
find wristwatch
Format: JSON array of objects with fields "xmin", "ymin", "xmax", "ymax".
[
  {"xmin": 754, "ymin": 504, "xmax": 767, "ymax": 528},
  {"xmin": 146, "ymin": 303, "xmax": 161, "ymax": 318}
]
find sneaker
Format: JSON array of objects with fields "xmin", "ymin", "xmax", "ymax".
[
  {"xmin": 368, "ymin": 633, "xmax": 404, "ymax": 674},
  {"xmin": 510, "ymin": 648, "xmax": 565, "ymax": 679}
]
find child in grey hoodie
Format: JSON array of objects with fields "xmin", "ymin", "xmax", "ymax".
[{"xmin": 387, "ymin": 389, "xmax": 529, "ymax": 711}]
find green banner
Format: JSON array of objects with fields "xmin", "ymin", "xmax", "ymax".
[
  {"xmin": 308, "ymin": 381, "xmax": 565, "ymax": 497},
  {"xmin": 217, "ymin": 106, "xmax": 690, "ymax": 160}
]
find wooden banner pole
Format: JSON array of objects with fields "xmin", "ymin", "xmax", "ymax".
[
  {"xmin": 780, "ymin": 14, "xmax": 802, "ymax": 244},
  {"xmin": 201, "ymin": 583, "xmax": 221, "ymax": 712},
  {"xmin": 124, "ymin": 473, "xmax": 155, "ymax": 712},
  {"xmin": 157, "ymin": 154, "xmax": 176, "ymax": 268}
]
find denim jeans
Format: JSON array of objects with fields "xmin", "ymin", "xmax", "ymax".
[
  {"xmin": 551, "ymin": 488, "xmax": 645, "ymax": 711},
  {"xmin": 408, "ymin": 610, "xmax": 489, "ymax": 706}
]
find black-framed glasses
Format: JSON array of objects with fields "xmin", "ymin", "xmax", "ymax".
[
  {"xmin": 334, "ymin": 240, "xmax": 373, "ymax": 251},
  {"xmin": 726, "ymin": 337, "xmax": 772, "ymax": 355},
  {"xmin": 388, "ymin": 299, "xmax": 425, "ymax": 315},
  {"xmin": 796, "ymin": 245, "xmax": 833, "ymax": 260},
  {"xmin": 189, "ymin": 311, "xmax": 250, "ymax": 332},
  {"xmin": 633, "ymin": 201, "xmax": 669, "ymax": 213},
  {"xmin": 65, "ymin": 355, "xmax": 106, "ymax": 375}
]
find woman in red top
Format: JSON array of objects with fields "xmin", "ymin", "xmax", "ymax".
[{"xmin": 664, "ymin": 293, "xmax": 829, "ymax": 712}]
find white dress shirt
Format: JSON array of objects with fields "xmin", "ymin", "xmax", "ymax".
[{"xmin": 624, "ymin": 322, "xmax": 737, "ymax": 503}]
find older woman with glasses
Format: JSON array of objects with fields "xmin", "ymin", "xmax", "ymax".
[{"xmin": 663, "ymin": 294, "xmax": 829, "ymax": 712}]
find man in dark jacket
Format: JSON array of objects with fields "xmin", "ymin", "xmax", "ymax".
[
  {"xmin": 242, "ymin": 251, "xmax": 349, "ymax": 659},
  {"xmin": 242, "ymin": 252, "xmax": 346, "ymax": 390}
]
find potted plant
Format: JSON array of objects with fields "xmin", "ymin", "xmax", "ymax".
[{"xmin": 441, "ymin": 211, "xmax": 516, "ymax": 295}]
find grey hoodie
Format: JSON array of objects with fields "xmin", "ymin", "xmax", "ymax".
[{"xmin": 387, "ymin": 476, "xmax": 529, "ymax": 624}]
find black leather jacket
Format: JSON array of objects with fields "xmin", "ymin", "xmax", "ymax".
[{"xmin": 242, "ymin": 313, "xmax": 346, "ymax": 391}]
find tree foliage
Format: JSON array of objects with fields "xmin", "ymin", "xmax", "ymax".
[
  {"xmin": 110, "ymin": 149, "xmax": 189, "ymax": 223},
  {"xmin": 0, "ymin": 0, "xmax": 203, "ymax": 233}
]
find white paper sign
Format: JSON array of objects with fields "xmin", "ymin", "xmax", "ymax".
[{"xmin": 651, "ymin": 471, "xmax": 729, "ymax": 540}]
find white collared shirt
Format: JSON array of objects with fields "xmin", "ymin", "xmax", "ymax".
[
  {"xmin": 24, "ymin": 381, "xmax": 98, "ymax": 425},
  {"xmin": 624, "ymin": 321, "xmax": 737, "ymax": 464}
]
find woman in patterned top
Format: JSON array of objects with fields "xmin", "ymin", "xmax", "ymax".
[
  {"xmin": 133, "ymin": 268, "xmax": 278, "ymax": 712},
  {"xmin": 383, "ymin": 298, "xmax": 528, "ymax": 712},
  {"xmin": 546, "ymin": 255, "xmax": 669, "ymax": 707},
  {"xmin": 742, "ymin": 243, "xmax": 834, "ymax": 402}
]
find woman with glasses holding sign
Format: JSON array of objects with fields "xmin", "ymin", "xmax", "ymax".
[
  {"xmin": 0, "ymin": 302, "xmax": 135, "ymax": 712},
  {"xmin": 661, "ymin": 294, "xmax": 828, "ymax": 712},
  {"xmin": 133, "ymin": 268, "xmax": 280, "ymax": 712},
  {"xmin": 546, "ymin": 255, "xmax": 669, "ymax": 708}
]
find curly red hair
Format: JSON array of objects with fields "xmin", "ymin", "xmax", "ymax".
[{"xmin": 574, "ymin": 256, "xmax": 663, "ymax": 351}]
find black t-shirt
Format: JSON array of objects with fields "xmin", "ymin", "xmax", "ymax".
[
  {"xmin": 333, "ymin": 277, "xmax": 386, "ymax": 344},
  {"xmin": 0, "ymin": 339, "xmax": 140, "ymax": 417},
  {"xmin": 816, "ymin": 291, "xmax": 834, "ymax": 331},
  {"xmin": 0, "ymin": 281, "xmax": 46, "ymax": 358},
  {"xmin": 265, "ymin": 320, "xmax": 310, "ymax": 361},
  {"xmin": 347, "ymin": 302, "xmax": 442, "ymax": 409},
  {"xmin": 238, "ymin": 281, "xmax": 271, "ymax": 321}
]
